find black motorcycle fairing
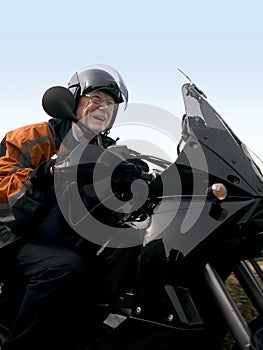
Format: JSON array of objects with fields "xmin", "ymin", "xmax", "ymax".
[{"xmin": 144, "ymin": 82, "xmax": 263, "ymax": 262}]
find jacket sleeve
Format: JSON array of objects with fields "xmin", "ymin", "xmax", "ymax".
[{"xmin": 0, "ymin": 122, "xmax": 57, "ymax": 230}]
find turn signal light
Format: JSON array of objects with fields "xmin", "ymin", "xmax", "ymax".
[{"xmin": 211, "ymin": 183, "xmax": 227, "ymax": 201}]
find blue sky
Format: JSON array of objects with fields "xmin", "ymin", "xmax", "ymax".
[{"xmin": 1, "ymin": 0, "xmax": 263, "ymax": 158}]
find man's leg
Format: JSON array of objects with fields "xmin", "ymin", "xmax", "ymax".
[{"xmin": 2, "ymin": 240, "xmax": 90, "ymax": 350}]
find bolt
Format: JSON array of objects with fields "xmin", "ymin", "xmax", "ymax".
[
  {"xmin": 135, "ymin": 307, "xmax": 141, "ymax": 314},
  {"xmin": 167, "ymin": 314, "xmax": 174, "ymax": 322}
]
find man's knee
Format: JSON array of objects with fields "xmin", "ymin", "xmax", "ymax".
[{"xmin": 46, "ymin": 249, "xmax": 87, "ymax": 282}]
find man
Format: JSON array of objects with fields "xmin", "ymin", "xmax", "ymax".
[{"xmin": 0, "ymin": 64, "xmax": 148, "ymax": 349}]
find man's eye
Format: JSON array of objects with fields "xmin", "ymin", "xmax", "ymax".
[{"xmin": 92, "ymin": 95, "xmax": 102, "ymax": 103}]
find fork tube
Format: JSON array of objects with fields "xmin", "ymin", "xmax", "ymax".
[
  {"xmin": 249, "ymin": 258, "xmax": 263, "ymax": 282},
  {"xmin": 204, "ymin": 263, "xmax": 251, "ymax": 350},
  {"xmin": 234, "ymin": 260, "xmax": 263, "ymax": 314}
]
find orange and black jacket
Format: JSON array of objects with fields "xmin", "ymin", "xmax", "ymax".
[
  {"xmin": 0, "ymin": 118, "xmax": 116, "ymax": 243},
  {"xmin": 0, "ymin": 118, "xmax": 73, "ymax": 235}
]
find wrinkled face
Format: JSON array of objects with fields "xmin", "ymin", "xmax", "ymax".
[{"xmin": 75, "ymin": 90, "xmax": 115, "ymax": 134}]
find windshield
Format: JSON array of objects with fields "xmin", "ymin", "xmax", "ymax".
[{"xmin": 178, "ymin": 82, "xmax": 263, "ymax": 196}]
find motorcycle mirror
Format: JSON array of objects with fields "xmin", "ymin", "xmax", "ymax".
[
  {"xmin": 42, "ymin": 86, "xmax": 78, "ymax": 122},
  {"xmin": 42, "ymin": 85, "xmax": 98, "ymax": 141}
]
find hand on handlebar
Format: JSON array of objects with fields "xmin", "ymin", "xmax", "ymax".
[
  {"xmin": 112, "ymin": 158, "xmax": 149, "ymax": 181},
  {"xmin": 111, "ymin": 158, "xmax": 152, "ymax": 195}
]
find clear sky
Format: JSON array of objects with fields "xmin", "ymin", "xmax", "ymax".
[{"xmin": 1, "ymin": 0, "xmax": 263, "ymax": 158}]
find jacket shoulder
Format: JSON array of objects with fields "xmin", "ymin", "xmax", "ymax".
[{"xmin": 5, "ymin": 121, "xmax": 52, "ymax": 141}]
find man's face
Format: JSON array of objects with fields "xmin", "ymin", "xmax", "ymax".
[{"xmin": 75, "ymin": 90, "xmax": 115, "ymax": 134}]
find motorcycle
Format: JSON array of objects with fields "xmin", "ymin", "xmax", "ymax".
[{"xmin": 1, "ymin": 76, "xmax": 263, "ymax": 350}]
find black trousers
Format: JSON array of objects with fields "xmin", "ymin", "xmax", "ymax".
[
  {"xmin": 1, "ymin": 237, "xmax": 140, "ymax": 350},
  {"xmin": 1, "ymin": 239, "xmax": 95, "ymax": 350}
]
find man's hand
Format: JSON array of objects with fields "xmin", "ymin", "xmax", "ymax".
[{"xmin": 111, "ymin": 158, "xmax": 150, "ymax": 195}]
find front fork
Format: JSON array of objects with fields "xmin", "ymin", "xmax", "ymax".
[{"xmin": 203, "ymin": 260, "xmax": 263, "ymax": 350}]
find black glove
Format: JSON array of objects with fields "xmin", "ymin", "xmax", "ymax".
[
  {"xmin": 112, "ymin": 158, "xmax": 149, "ymax": 181},
  {"xmin": 111, "ymin": 158, "xmax": 149, "ymax": 194},
  {"xmin": 30, "ymin": 158, "xmax": 56, "ymax": 189}
]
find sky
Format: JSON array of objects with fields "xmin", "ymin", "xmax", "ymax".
[{"xmin": 1, "ymin": 0, "xmax": 263, "ymax": 159}]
